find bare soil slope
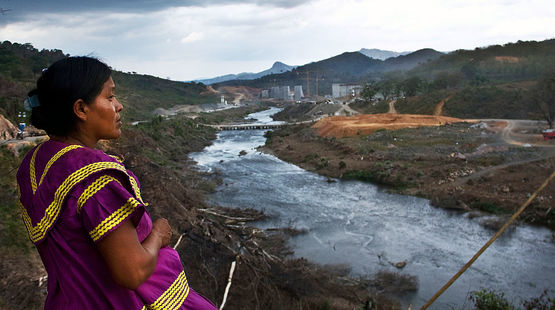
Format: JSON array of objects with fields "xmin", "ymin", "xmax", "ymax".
[{"xmin": 313, "ymin": 113, "xmax": 467, "ymax": 137}]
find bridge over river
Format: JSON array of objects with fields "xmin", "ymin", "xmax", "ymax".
[
  {"xmin": 207, "ymin": 118, "xmax": 320, "ymax": 131},
  {"xmin": 212, "ymin": 123, "xmax": 287, "ymax": 130}
]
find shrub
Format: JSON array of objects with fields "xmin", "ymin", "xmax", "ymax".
[
  {"xmin": 301, "ymin": 153, "xmax": 319, "ymax": 163},
  {"xmin": 522, "ymin": 290, "xmax": 555, "ymax": 310},
  {"xmin": 339, "ymin": 161, "xmax": 346, "ymax": 169},
  {"xmin": 469, "ymin": 288, "xmax": 515, "ymax": 310},
  {"xmin": 317, "ymin": 157, "xmax": 328, "ymax": 169},
  {"xmin": 471, "ymin": 201, "xmax": 507, "ymax": 214}
]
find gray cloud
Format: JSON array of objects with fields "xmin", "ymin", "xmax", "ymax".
[
  {"xmin": 0, "ymin": 0, "xmax": 312, "ymax": 24},
  {"xmin": 1, "ymin": 0, "xmax": 553, "ymax": 81}
]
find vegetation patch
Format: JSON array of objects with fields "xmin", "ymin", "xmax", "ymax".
[
  {"xmin": 470, "ymin": 288, "xmax": 516, "ymax": 310},
  {"xmin": 471, "ymin": 201, "xmax": 508, "ymax": 214},
  {"xmin": 0, "ymin": 146, "xmax": 32, "ymax": 252},
  {"xmin": 368, "ymin": 271, "xmax": 418, "ymax": 296}
]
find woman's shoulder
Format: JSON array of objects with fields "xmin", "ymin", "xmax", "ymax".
[
  {"xmin": 17, "ymin": 139, "xmax": 125, "ymax": 189},
  {"xmin": 46, "ymin": 140, "xmax": 120, "ymax": 166}
]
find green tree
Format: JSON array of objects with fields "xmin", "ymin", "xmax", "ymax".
[
  {"xmin": 403, "ymin": 77, "xmax": 425, "ymax": 96},
  {"xmin": 429, "ymin": 72, "xmax": 464, "ymax": 91},
  {"xmin": 378, "ymin": 79, "xmax": 396, "ymax": 100},
  {"xmin": 360, "ymin": 82, "xmax": 378, "ymax": 101}
]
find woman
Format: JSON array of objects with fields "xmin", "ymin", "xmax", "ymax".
[{"xmin": 17, "ymin": 57, "xmax": 218, "ymax": 309}]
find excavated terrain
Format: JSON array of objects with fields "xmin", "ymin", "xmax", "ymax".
[
  {"xmin": 313, "ymin": 113, "xmax": 466, "ymax": 137},
  {"xmin": 263, "ymin": 117, "xmax": 555, "ymax": 229}
]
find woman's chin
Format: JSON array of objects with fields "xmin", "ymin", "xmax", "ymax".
[{"xmin": 106, "ymin": 129, "xmax": 122, "ymax": 140}]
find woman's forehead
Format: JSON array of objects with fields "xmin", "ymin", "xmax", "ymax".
[{"xmin": 102, "ymin": 77, "xmax": 115, "ymax": 91}]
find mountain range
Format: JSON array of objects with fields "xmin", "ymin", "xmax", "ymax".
[
  {"xmin": 358, "ymin": 48, "xmax": 411, "ymax": 60},
  {"xmin": 195, "ymin": 61, "xmax": 296, "ymax": 85},
  {"xmin": 215, "ymin": 48, "xmax": 445, "ymax": 94},
  {"xmin": 197, "ymin": 48, "xmax": 423, "ymax": 85}
]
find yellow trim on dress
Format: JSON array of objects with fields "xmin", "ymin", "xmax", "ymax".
[
  {"xmin": 21, "ymin": 143, "xmax": 147, "ymax": 243},
  {"xmin": 77, "ymin": 175, "xmax": 121, "ymax": 213},
  {"xmin": 109, "ymin": 154, "xmax": 125, "ymax": 163},
  {"xmin": 88, "ymin": 197, "xmax": 141, "ymax": 242},
  {"xmin": 38, "ymin": 144, "xmax": 83, "ymax": 187},
  {"xmin": 29, "ymin": 143, "xmax": 43, "ymax": 194},
  {"xmin": 23, "ymin": 161, "xmax": 128, "ymax": 243},
  {"xmin": 128, "ymin": 174, "xmax": 144, "ymax": 204},
  {"xmin": 147, "ymin": 271, "xmax": 190, "ymax": 310},
  {"xmin": 19, "ymin": 200, "xmax": 33, "ymax": 236}
]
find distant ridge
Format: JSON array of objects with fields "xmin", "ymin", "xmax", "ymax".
[
  {"xmin": 196, "ymin": 61, "xmax": 296, "ymax": 85},
  {"xmin": 383, "ymin": 48, "xmax": 444, "ymax": 70},
  {"xmin": 359, "ymin": 48, "xmax": 411, "ymax": 60},
  {"xmin": 216, "ymin": 49, "xmax": 445, "ymax": 94}
]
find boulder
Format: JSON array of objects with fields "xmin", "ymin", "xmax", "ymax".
[{"xmin": 0, "ymin": 114, "xmax": 18, "ymax": 140}]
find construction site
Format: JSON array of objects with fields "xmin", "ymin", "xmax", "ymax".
[{"xmin": 266, "ymin": 98, "xmax": 555, "ymax": 229}]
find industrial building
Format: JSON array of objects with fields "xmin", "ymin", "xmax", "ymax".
[
  {"xmin": 294, "ymin": 85, "xmax": 304, "ymax": 101},
  {"xmin": 332, "ymin": 83, "xmax": 362, "ymax": 99},
  {"xmin": 263, "ymin": 85, "xmax": 303, "ymax": 101}
]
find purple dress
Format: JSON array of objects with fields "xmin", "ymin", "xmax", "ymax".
[{"xmin": 17, "ymin": 140, "xmax": 217, "ymax": 310}]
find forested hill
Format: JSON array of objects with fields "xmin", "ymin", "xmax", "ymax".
[
  {"xmin": 384, "ymin": 48, "xmax": 444, "ymax": 71},
  {"xmin": 350, "ymin": 39, "xmax": 555, "ymax": 122},
  {"xmin": 408, "ymin": 39, "xmax": 555, "ymax": 82},
  {"xmin": 0, "ymin": 41, "xmax": 218, "ymax": 123}
]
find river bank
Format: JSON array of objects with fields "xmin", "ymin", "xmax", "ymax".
[
  {"xmin": 192, "ymin": 108, "xmax": 555, "ymax": 309},
  {"xmin": 261, "ymin": 121, "xmax": 555, "ymax": 230},
  {"xmin": 0, "ymin": 106, "xmax": 402, "ymax": 309}
]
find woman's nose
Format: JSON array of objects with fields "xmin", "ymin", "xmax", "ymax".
[{"xmin": 115, "ymin": 98, "xmax": 123, "ymax": 112}]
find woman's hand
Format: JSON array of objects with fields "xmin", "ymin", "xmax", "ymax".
[
  {"xmin": 97, "ymin": 217, "xmax": 173, "ymax": 290},
  {"xmin": 151, "ymin": 218, "xmax": 172, "ymax": 247}
]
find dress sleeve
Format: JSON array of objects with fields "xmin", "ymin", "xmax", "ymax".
[{"xmin": 78, "ymin": 170, "xmax": 146, "ymax": 243}]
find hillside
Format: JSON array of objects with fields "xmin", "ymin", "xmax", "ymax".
[
  {"xmin": 383, "ymin": 48, "xmax": 443, "ymax": 71},
  {"xmin": 408, "ymin": 39, "xmax": 555, "ymax": 82},
  {"xmin": 348, "ymin": 39, "xmax": 555, "ymax": 122},
  {"xmin": 0, "ymin": 41, "xmax": 219, "ymax": 123},
  {"xmin": 111, "ymin": 71, "xmax": 218, "ymax": 121},
  {"xmin": 0, "ymin": 42, "xmax": 67, "ymax": 125}
]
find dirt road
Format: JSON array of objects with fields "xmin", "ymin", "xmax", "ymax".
[
  {"xmin": 476, "ymin": 119, "xmax": 553, "ymax": 147},
  {"xmin": 433, "ymin": 95, "xmax": 453, "ymax": 116},
  {"xmin": 335, "ymin": 101, "xmax": 360, "ymax": 116},
  {"xmin": 387, "ymin": 100, "xmax": 397, "ymax": 114}
]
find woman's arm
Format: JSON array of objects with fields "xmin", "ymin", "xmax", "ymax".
[{"xmin": 96, "ymin": 218, "xmax": 172, "ymax": 290}]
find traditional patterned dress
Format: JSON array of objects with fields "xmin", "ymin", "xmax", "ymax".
[{"xmin": 17, "ymin": 140, "xmax": 217, "ymax": 310}]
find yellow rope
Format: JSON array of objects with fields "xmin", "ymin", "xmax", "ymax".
[{"xmin": 420, "ymin": 170, "xmax": 555, "ymax": 310}]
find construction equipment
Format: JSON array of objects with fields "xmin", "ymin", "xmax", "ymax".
[{"xmin": 542, "ymin": 129, "xmax": 555, "ymax": 140}]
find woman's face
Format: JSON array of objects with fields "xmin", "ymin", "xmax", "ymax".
[{"xmin": 85, "ymin": 76, "xmax": 123, "ymax": 141}]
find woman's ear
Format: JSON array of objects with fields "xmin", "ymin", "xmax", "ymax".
[{"xmin": 73, "ymin": 99, "xmax": 88, "ymax": 121}]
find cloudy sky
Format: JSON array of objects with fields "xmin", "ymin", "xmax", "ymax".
[{"xmin": 0, "ymin": 0, "xmax": 553, "ymax": 81}]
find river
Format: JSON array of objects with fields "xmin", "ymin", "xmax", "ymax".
[{"xmin": 190, "ymin": 107, "xmax": 555, "ymax": 309}]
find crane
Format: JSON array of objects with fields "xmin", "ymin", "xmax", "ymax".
[{"xmin": 296, "ymin": 70, "xmax": 324, "ymax": 98}]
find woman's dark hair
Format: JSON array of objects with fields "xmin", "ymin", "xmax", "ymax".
[{"xmin": 29, "ymin": 56, "xmax": 111, "ymax": 136}]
